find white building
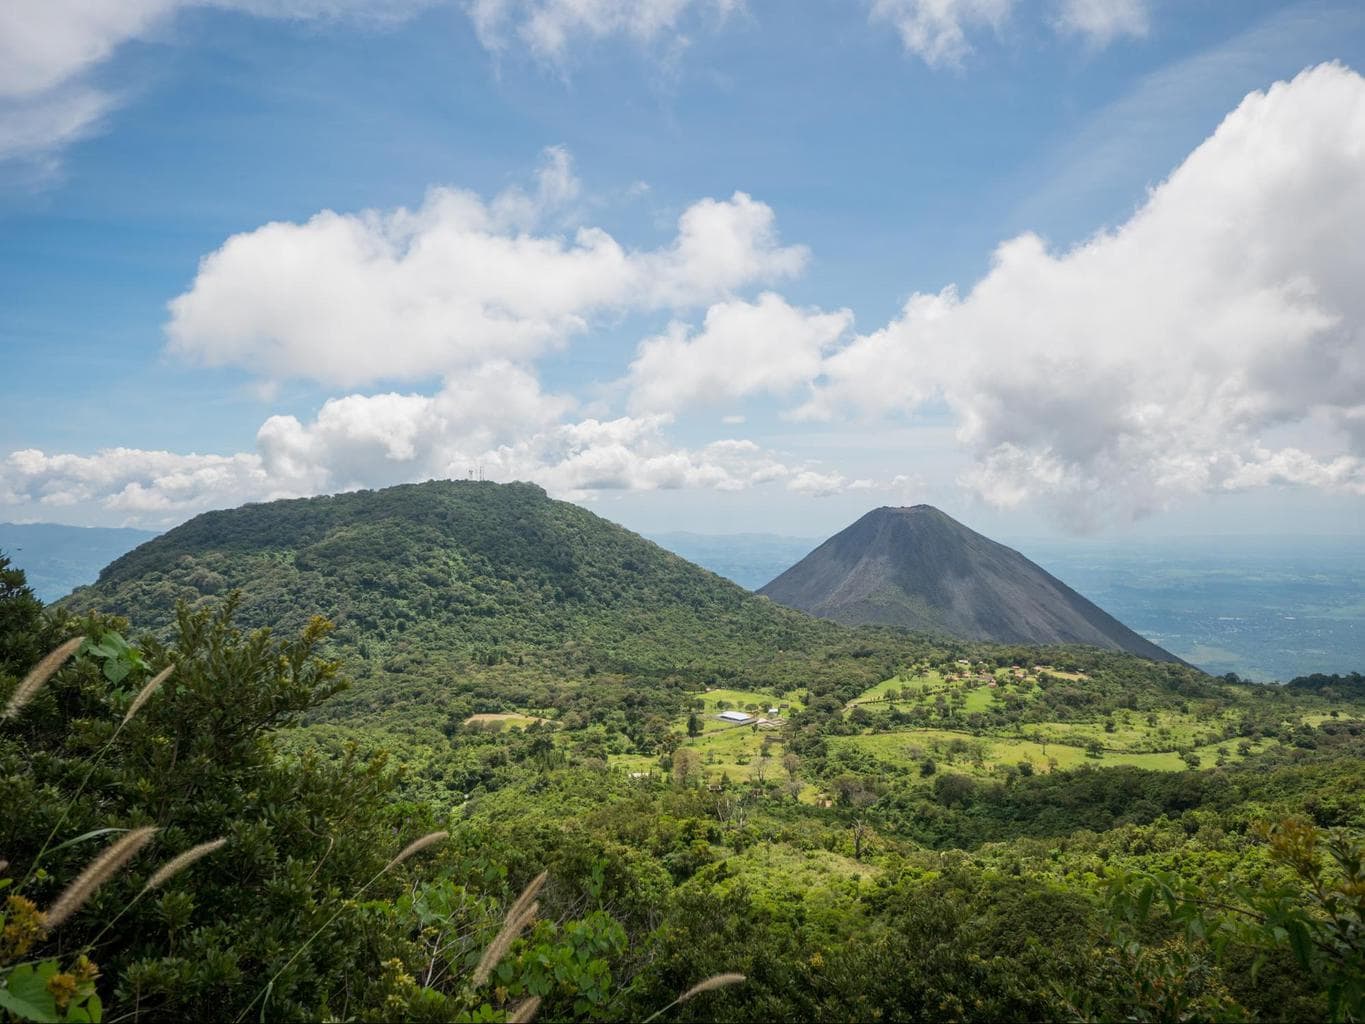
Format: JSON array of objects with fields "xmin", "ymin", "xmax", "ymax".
[{"xmin": 717, "ymin": 710, "xmax": 755, "ymax": 724}]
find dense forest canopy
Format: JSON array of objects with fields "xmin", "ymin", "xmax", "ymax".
[{"xmin": 3, "ymin": 482, "xmax": 1363, "ymax": 1022}]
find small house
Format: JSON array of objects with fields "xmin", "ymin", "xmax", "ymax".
[{"xmin": 718, "ymin": 710, "xmax": 754, "ymax": 724}]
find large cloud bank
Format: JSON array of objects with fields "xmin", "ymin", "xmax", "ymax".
[{"xmin": 800, "ymin": 61, "xmax": 1365, "ymax": 525}]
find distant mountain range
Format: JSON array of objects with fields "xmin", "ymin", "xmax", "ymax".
[
  {"xmin": 758, "ymin": 505, "xmax": 1180, "ymax": 662},
  {"xmin": 0, "ymin": 522, "xmax": 159, "ymax": 603}
]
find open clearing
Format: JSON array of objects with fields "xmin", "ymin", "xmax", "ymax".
[
  {"xmin": 463, "ymin": 712, "xmax": 553, "ymax": 728},
  {"xmin": 833, "ymin": 728, "xmax": 1281, "ymax": 779},
  {"xmin": 848, "ymin": 671, "xmax": 946, "ymax": 705}
]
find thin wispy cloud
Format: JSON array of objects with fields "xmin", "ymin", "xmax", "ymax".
[{"xmin": 868, "ymin": 0, "xmax": 1148, "ymax": 67}]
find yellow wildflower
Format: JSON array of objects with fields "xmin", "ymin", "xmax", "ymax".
[{"xmin": 2, "ymin": 894, "xmax": 47, "ymax": 958}]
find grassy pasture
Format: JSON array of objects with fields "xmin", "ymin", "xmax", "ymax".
[
  {"xmin": 610, "ymin": 711, "xmax": 807, "ymax": 792},
  {"xmin": 848, "ymin": 670, "xmax": 1043, "ymax": 717},
  {"xmin": 848, "ymin": 671, "xmax": 946, "ymax": 705},
  {"xmin": 834, "ymin": 727, "xmax": 1281, "ymax": 779},
  {"xmin": 696, "ymin": 688, "xmax": 784, "ymax": 711}
]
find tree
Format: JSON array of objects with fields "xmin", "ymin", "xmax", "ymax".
[
  {"xmin": 933, "ymin": 773, "xmax": 975, "ymax": 807},
  {"xmin": 753, "ymin": 755, "xmax": 771, "ymax": 786},
  {"xmin": 687, "ymin": 712, "xmax": 702, "ymax": 737},
  {"xmin": 1105, "ymin": 820, "xmax": 1365, "ymax": 1023},
  {"xmin": 0, "ymin": 553, "xmax": 47, "ymax": 680},
  {"xmin": 0, "ymin": 597, "xmax": 445, "ymax": 1021},
  {"xmin": 672, "ymin": 747, "xmax": 703, "ymax": 788},
  {"xmin": 850, "ymin": 817, "xmax": 875, "ymax": 861}
]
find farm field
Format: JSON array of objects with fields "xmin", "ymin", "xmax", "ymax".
[
  {"xmin": 847, "ymin": 670, "xmax": 946, "ymax": 705},
  {"xmin": 847, "ymin": 666, "xmax": 1043, "ymax": 717},
  {"xmin": 608, "ymin": 688, "xmax": 812, "ymax": 794},
  {"xmin": 832, "ymin": 728, "xmax": 1283, "ymax": 778}
]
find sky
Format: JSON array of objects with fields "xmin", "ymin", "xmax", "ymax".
[{"xmin": 2, "ymin": 0, "xmax": 1364, "ymax": 543}]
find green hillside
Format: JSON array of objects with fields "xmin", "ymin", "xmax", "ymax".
[
  {"xmin": 69, "ymin": 480, "xmax": 786, "ymax": 658},
  {"xmin": 63, "ymin": 480, "xmax": 893, "ymax": 734}
]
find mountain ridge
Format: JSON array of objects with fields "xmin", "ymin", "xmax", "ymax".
[
  {"xmin": 61, "ymin": 479, "xmax": 872, "ymax": 687},
  {"xmin": 758, "ymin": 505, "xmax": 1180, "ymax": 662}
]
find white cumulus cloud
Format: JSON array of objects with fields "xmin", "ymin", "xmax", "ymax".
[
  {"xmin": 626, "ymin": 292, "xmax": 851, "ymax": 413},
  {"xmin": 0, "ymin": 364, "xmax": 828, "ymax": 526},
  {"xmin": 786, "ymin": 469, "xmax": 847, "ymax": 497},
  {"xmin": 803, "ymin": 62, "xmax": 1365, "ymax": 527},
  {"xmin": 167, "ymin": 155, "xmax": 806, "ymax": 388},
  {"xmin": 0, "ymin": 446, "xmax": 277, "ymax": 520}
]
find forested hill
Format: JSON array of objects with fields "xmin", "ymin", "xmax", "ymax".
[{"xmin": 63, "ymin": 480, "xmax": 850, "ymax": 686}]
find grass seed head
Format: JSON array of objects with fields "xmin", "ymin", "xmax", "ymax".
[
  {"xmin": 46, "ymin": 826, "xmax": 157, "ymax": 928},
  {"xmin": 3, "ymin": 636, "xmax": 85, "ymax": 720},
  {"xmin": 678, "ymin": 973, "xmax": 747, "ymax": 1003},
  {"xmin": 382, "ymin": 831, "xmax": 448, "ymax": 875},
  {"xmin": 123, "ymin": 663, "xmax": 174, "ymax": 724},
  {"xmin": 144, "ymin": 837, "xmax": 227, "ymax": 892}
]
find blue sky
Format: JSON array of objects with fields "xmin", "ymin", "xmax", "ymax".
[{"xmin": 2, "ymin": 0, "xmax": 1364, "ymax": 541}]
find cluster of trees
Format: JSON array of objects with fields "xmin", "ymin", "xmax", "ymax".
[{"xmin": 0, "ymin": 562, "xmax": 651, "ymax": 1022}]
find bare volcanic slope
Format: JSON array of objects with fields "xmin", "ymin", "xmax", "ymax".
[{"xmin": 758, "ymin": 506, "xmax": 1179, "ymax": 662}]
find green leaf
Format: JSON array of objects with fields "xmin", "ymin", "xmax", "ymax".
[
  {"xmin": 48, "ymin": 828, "xmax": 130, "ymax": 857},
  {"xmin": 0, "ymin": 964, "xmax": 61, "ymax": 1023},
  {"xmin": 1135, "ymin": 883, "xmax": 1154, "ymax": 922},
  {"xmin": 1286, "ymin": 919, "xmax": 1313, "ymax": 969}
]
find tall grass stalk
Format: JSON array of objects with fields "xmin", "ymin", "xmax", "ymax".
[
  {"xmin": 86, "ymin": 838, "xmax": 229, "ymax": 952},
  {"xmin": 642, "ymin": 973, "xmax": 747, "ymax": 1022},
  {"xmin": 472, "ymin": 871, "xmax": 547, "ymax": 987}
]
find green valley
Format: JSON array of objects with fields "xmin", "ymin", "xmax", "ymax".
[{"xmin": 3, "ymin": 481, "xmax": 1363, "ymax": 1024}]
